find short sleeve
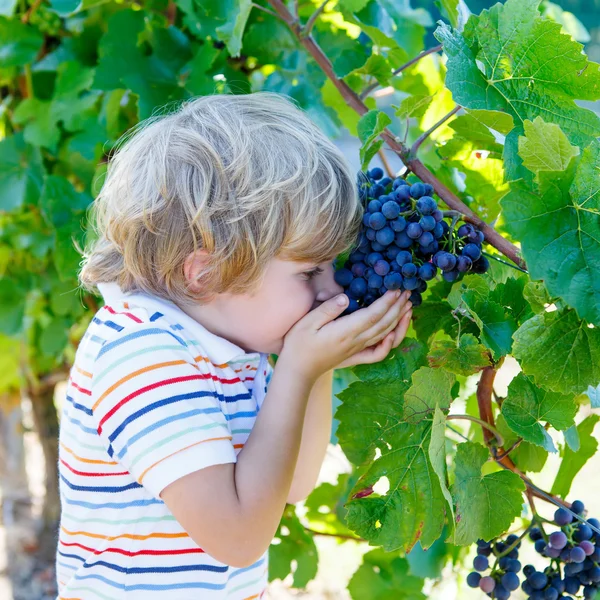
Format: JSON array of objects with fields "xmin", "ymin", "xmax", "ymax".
[{"xmin": 89, "ymin": 324, "xmax": 237, "ymax": 499}]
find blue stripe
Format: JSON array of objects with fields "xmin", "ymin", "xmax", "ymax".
[
  {"xmin": 58, "ymin": 552, "xmax": 85, "ymax": 563},
  {"xmin": 217, "ymin": 390, "xmax": 252, "ymax": 403},
  {"xmin": 60, "ymin": 473, "xmax": 142, "ymax": 494},
  {"xmin": 72, "ymin": 556, "xmax": 266, "ymax": 591},
  {"xmin": 225, "ymin": 410, "xmax": 257, "ymax": 420},
  {"xmin": 97, "ymin": 328, "xmax": 186, "ymax": 359},
  {"xmin": 92, "ymin": 317, "xmax": 125, "ymax": 332},
  {"xmin": 66, "ymin": 394, "xmax": 93, "ymax": 416},
  {"xmin": 82, "ymin": 560, "xmax": 229, "ymax": 575},
  {"xmin": 62, "ymin": 497, "xmax": 162, "ymax": 510},
  {"xmin": 108, "ymin": 391, "xmax": 221, "ymax": 445},
  {"xmin": 64, "ymin": 412, "xmax": 97, "ymax": 435},
  {"xmin": 116, "ymin": 407, "xmax": 217, "ymax": 460},
  {"xmin": 149, "ymin": 311, "xmax": 163, "ymax": 322}
]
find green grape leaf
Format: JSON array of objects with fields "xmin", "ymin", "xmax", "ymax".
[
  {"xmin": 269, "ymin": 505, "xmax": 318, "ymax": 587},
  {"xmin": 411, "ymin": 300, "xmax": 459, "ymax": 344},
  {"xmin": 93, "ymin": 10, "xmax": 190, "ymax": 119},
  {"xmin": 348, "ymin": 549, "xmax": 425, "ymax": 600},
  {"xmin": 465, "ymin": 109, "xmax": 514, "ymax": 135},
  {"xmin": 345, "ymin": 420, "xmax": 446, "ymax": 552},
  {"xmin": 461, "ymin": 291, "xmax": 517, "ymax": 360},
  {"xmin": 496, "ymin": 414, "xmax": 548, "ymax": 473},
  {"xmin": 0, "ymin": 279, "xmax": 27, "ymax": 336},
  {"xmin": 403, "ymin": 367, "xmax": 456, "ymax": 423},
  {"xmin": 587, "ymin": 384, "xmax": 600, "ymax": 409},
  {"xmin": 335, "ymin": 338, "xmax": 427, "ymax": 465},
  {"xmin": 395, "ymin": 94, "xmax": 435, "ymax": 119},
  {"xmin": 0, "ymin": 16, "xmax": 43, "ymax": 68},
  {"xmin": 215, "ymin": 0, "xmax": 251, "ymax": 58},
  {"xmin": 501, "ymin": 373, "xmax": 577, "ymax": 452},
  {"xmin": 428, "ymin": 333, "xmax": 491, "ymax": 376},
  {"xmin": 518, "ymin": 116, "xmax": 580, "ymax": 174},
  {"xmin": 564, "ymin": 425, "xmax": 580, "ymax": 452},
  {"xmin": 489, "ymin": 276, "xmax": 534, "ymax": 325},
  {"xmin": 512, "ymin": 309, "xmax": 600, "ymax": 395},
  {"xmin": 434, "ymin": 0, "xmax": 600, "ymax": 148},
  {"xmin": 357, "ymin": 109, "xmax": 392, "ymax": 171},
  {"xmin": 451, "ymin": 442, "xmax": 525, "ymax": 545},
  {"xmin": 0, "ymin": 133, "xmax": 45, "ymax": 212},
  {"xmin": 429, "ymin": 406, "xmax": 455, "ymax": 530},
  {"xmin": 551, "ymin": 415, "xmax": 599, "ymax": 498},
  {"xmin": 522, "ymin": 281, "xmax": 552, "ymax": 314}
]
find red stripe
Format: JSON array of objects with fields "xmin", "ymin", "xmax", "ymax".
[
  {"xmin": 59, "ymin": 540, "xmax": 205, "ymax": 557},
  {"xmin": 60, "ymin": 458, "xmax": 129, "ymax": 478},
  {"xmin": 104, "ymin": 305, "xmax": 143, "ymax": 323},
  {"xmin": 98, "ymin": 374, "xmax": 208, "ymax": 434},
  {"xmin": 69, "ymin": 379, "xmax": 91, "ymax": 396}
]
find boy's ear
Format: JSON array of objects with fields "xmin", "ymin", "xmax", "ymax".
[{"xmin": 183, "ymin": 249, "xmax": 210, "ymax": 293}]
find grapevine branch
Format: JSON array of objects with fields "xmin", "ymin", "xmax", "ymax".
[
  {"xmin": 476, "ymin": 367, "xmax": 570, "ymax": 511},
  {"xmin": 410, "ymin": 105, "xmax": 461, "ymax": 157},
  {"xmin": 265, "ymin": 0, "xmax": 526, "ymax": 271}
]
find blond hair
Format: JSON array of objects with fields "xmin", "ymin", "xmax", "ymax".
[{"xmin": 78, "ymin": 92, "xmax": 363, "ymax": 305}]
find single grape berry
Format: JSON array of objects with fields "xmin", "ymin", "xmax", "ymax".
[
  {"xmin": 418, "ymin": 262, "xmax": 437, "ymax": 281},
  {"xmin": 555, "ymin": 507, "xmax": 573, "ymax": 526},
  {"xmin": 462, "ymin": 243, "xmax": 482, "ymax": 261},
  {"xmin": 574, "ymin": 524, "xmax": 593, "ymax": 542},
  {"xmin": 580, "ymin": 540, "xmax": 596, "ymax": 556},
  {"xmin": 502, "ymin": 572, "xmax": 520, "ymax": 591},
  {"xmin": 382, "ymin": 200, "xmax": 401, "ymax": 220},
  {"xmin": 369, "ymin": 212, "xmax": 387, "ymax": 230},
  {"xmin": 544, "ymin": 588, "xmax": 559, "ymax": 600},
  {"xmin": 409, "ymin": 182, "xmax": 427, "ymax": 199},
  {"xmin": 349, "ymin": 278, "xmax": 367, "ymax": 298},
  {"xmin": 369, "ymin": 167, "xmax": 384, "ymax": 180},
  {"xmin": 375, "ymin": 227, "xmax": 395, "ymax": 246},
  {"xmin": 473, "ymin": 555, "xmax": 489, "ymax": 572},
  {"xmin": 416, "ymin": 196, "xmax": 437, "ymax": 215},
  {"xmin": 467, "ymin": 572, "xmax": 481, "ymax": 588},
  {"xmin": 390, "ymin": 217, "xmax": 407, "ymax": 232},
  {"xmin": 406, "ymin": 222, "xmax": 423, "ymax": 239},
  {"xmin": 549, "ymin": 531, "xmax": 568, "ymax": 549},
  {"xmin": 529, "ymin": 571, "xmax": 548, "ymax": 590},
  {"xmin": 419, "ymin": 215, "xmax": 436, "ymax": 231},
  {"xmin": 334, "ymin": 268, "xmax": 353, "ymax": 287},
  {"xmin": 479, "ymin": 576, "xmax": 496, "ymax": 593},
  {"xmin": 571, "ymin": 500, "xmax": 585, "ymax": 514},
  {"xmin": 367, "ymin": 200, "xmax": 382, "ymax": 213}
]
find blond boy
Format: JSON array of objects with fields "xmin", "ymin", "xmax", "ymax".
[{"xmin": 57, "ymin": 92, "xmax": 412, "ymax": 599}]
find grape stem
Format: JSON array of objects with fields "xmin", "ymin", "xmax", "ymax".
[
  {"xmin": 360, "ymin": 44, "xmax": 444, "ymax": 100},
  {"xmin": 446, "ymin": 414, "xmax": 504, "ymax": 446},
  {"xmin": 410, "ymin": 105, "xmax": 461, "ymax": 158},
  {"xmin": 265, "ymin": 0, "xmax": 527, "ymax": 270},
  {"xmin": 482, "ymin": 251, "xmax": 529, "ymax": 274},
  {"xmin": 251, "ymin": 3, "xmax": 283, "ymax": 20},
  {"xmin": 301, "ymin": 0, "xmax": 329, "ymax": 37},
  {"xmin": 301, "ymin": 524, "xmax": 364, "ymax": 542}
]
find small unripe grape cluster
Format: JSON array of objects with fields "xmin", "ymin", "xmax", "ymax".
[{"xmin": 334, "ymin": 167, "xmax": 489, "ymax": 314}]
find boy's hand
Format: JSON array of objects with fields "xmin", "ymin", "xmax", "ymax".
[
  {"xmin": 279, "ymin": 289, "xmax": 413, "ymax": 382},
  {"xmin": 335, "ymin": 298, "xmax": 412, "ymax": 369}
]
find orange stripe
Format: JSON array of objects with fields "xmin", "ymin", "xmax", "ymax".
[
  {"xmin": 138, "ymin": 436, "xmax": 232, "ymax": 483},
  {"xmin": 60, "ymin": 442, "xmax": 119, "ymax": 466},
  {"xmin": 234, "ymin": 444, "xmax": 244, "ymax": 449},
  {"xmin": 61, "ymin": 526, "xmax": 190, "ymax": 542},
  {"xmin": 74, "ymin": 365, "xmax": 92, "ymax": 378},
  {"xmin": 92, "ymin": 359, "xmax": 198, "ymax": 411},
  {"xmin": 124, "ymin": 302, "xmax": 129, "ymax": 309}
]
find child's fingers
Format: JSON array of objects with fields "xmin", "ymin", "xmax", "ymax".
[{"xmin": 392, "ymin": 310, "xmax": 412, "ymax": 347}]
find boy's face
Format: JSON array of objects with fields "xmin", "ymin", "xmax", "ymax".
[{"xmin": 181, "ymin": 256, "xmax": 344, "ymax": 356}]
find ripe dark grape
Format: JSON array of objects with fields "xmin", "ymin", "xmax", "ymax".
[
  {"xmin": 416, "ymin": 196, "xmax": 437, "ymax": 215},
  {"xmin": 555, "ymin": 508, "xmax": 573, "ymax": 526},
  {"xmin": 369, "ymin": 167, "xmax": 384, "ymax": 180},
  {"xmin": 502, "ymin": 572, "xmax": 520, "ymax": 591},
  {"xmin": 572, "ymin": 500, "xmax": 585, "ymax": 515},
  {"xmin": 409, "ymin": 182, "xmax": 427, "ymax": 199},
  {"xmin": 549, "ymin": 531, "xmax": 568, "ymax": 549},
  {"xmin": 468, "ymin": 572, "xmax": 482, "ymax": 588},
  {"xmin": 473, "ymin": 555, "xmax": 489, "ymax": 571}
]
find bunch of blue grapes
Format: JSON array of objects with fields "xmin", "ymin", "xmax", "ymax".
[
  {"xmin": 522, "ymin": 500, "xmax": 600, "ymax": 600},
  {"xmin": 467, "ymin": 534, "xmax": 523, "ymax": 600},
  {"xmin": 334, "ymin": 167, "xmax": 489, "ymax": 314},
  {"xmin": 467, "ymin": 500, "xmax": 600, "ymax": 599}
]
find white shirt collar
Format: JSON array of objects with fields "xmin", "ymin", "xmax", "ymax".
[{"xmin": 96, "ymin": 282, "xmax": 263, "ymax": 366}]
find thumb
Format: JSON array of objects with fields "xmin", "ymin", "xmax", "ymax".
[{"xmin": 310, "ymin": 293, "xmax": 350, "ymax": 329}]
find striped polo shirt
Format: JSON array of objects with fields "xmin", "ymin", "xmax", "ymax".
[{"xmin": 55, "ymin": 282, "xmax": 273, "ymax": 600}]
